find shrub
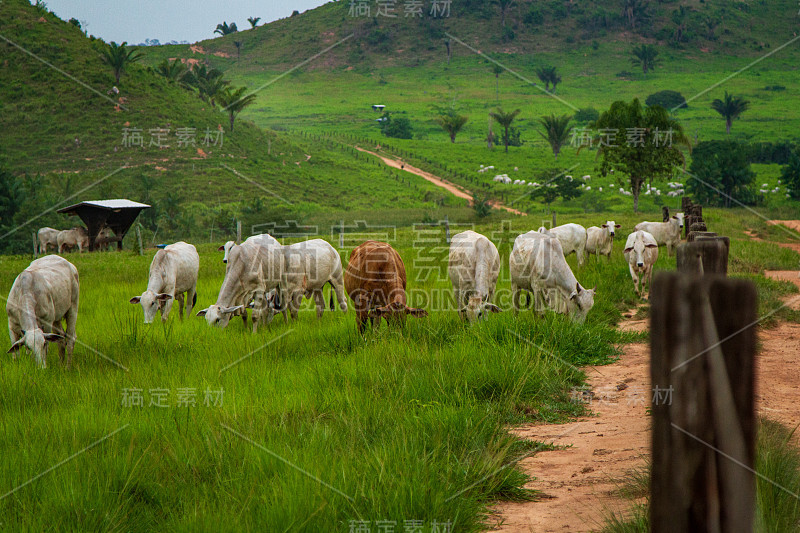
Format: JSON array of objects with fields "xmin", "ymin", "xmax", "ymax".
[
  {"xmin": 573, "ymin": 107, "xmax": 599, "ymax": 123},
  {"xmin": 380, "ymin": 115, "xmax": 413, "ymax": 139},
  {"xmin": 645, "ymin": 90, "xmax": 687, "ymax": 109},
  {"xmin": 524, "ymin": 6, "xmax": 544, "ymax": 25}
]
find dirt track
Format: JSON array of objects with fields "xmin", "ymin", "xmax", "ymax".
[
  {"xmin": 354, "ymin": 146, "xmax": 527, "ymax": 216},
  {"xmin": 494, "ymin": 222, "xmax": 800, "ymax": 532}
]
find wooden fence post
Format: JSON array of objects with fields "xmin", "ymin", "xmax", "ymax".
[
  {"xmin": 32, "ymin": 232, "xmax": 38, "ymax": 258},
  {"xmin": 677, "ymin": 239, "xmax": 730, "ymax": 276},
  {"xmin": 135, "ymin": 225, "xmax": 144, "ymax": 256},
  {"xmin": 236, "ymin": 220, "xmax": 242, "ymax": 243},
  {"xmin": 444, "ymin": 215, "xmax": 450, "ymax": 244},
  {"xmin": 650, "ymin": 273, "xmax": 757, "ymax": 533},
  {"xmin": 339, "ymin": 220, "xmax": 344, "ymax": 249},
  {"xmin": 551, "ymin": 212, "xmax": 557, "ymax": 227}
]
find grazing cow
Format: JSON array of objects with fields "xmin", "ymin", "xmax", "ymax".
[
  {"xmin": 94, "ymin": 226, "xmax": 115, "ymax": 251},
  {"xmin": 623, "ymin": 231, "xmax": 659, "ymax": 298},
  {"xmin": 129, "ymin": 241, "xmax": 199, "ymax": 323},
  {"xmin": 634, "ymin": 213, "xmax": 684, "ymax": 256},
  {"xmin": 57, "ymin": 227, "xmax": 89, "ymax": 253},
  {"xmin": 510, "ymin": 232, "xmax": 596, "ymax": 323},
  {"xmin": 538, "ymin": 223, "xmax": 588, "ymax": 267},
  {"xmin": 280, "ymin": 239, "xmax": 348, "ymax": 320},
  {"xmin": 586, "ymin": 221, "xmax": 621, "ymax": 261},
  {"xmin": 37, "ymin": 227, "xmax": 60, "ymax": 254},
  {"xmin": 198, "ymin": 237, "xmax": 283, "ymax": 328},
  {"xmin": 344, "ymin": 241, "xmax": 427, "ymax": 333},
  {"xmin": 219, "ymin": 233, "xmax": 280, "ymax": 263},
  {"xmin": 6, "ymin": 255, "xmax": 79, "ymax": 368},
  {"xmin": 448, "ymin": 230, "xmax": 501, "ymax": 322}
]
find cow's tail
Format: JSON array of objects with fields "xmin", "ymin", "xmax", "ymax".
[
  {"xmin": 328, "ymin": 281, "xmax": 335, "ymax": 310},
  {"xmin": 193, "ymin": 292, "xmax": 197, "ymax": 307}
]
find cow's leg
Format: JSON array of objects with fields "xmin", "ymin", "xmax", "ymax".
[
  {"xmin": 511, "ymin": 283, "xmax": 521, "ymax": 315},
  {"xmin": 331, "ymin": 272, "xmax": 348, "ymax": 312},
  {"xmin": 52, "ymin": 320, "xmax": 66, "ymax": 363},
  {"xmin": 161, "ymin": 295, "xmax": 175, "ymax": 323},
  {"xmin": 8, "ymin": 327, "xmax": 20, "ymax": 361},
  {"xmin": 185, "ymin": 286, "xmax": 196, "ymax": 319},
  {"xmin": 629, "ymin": 264, "xmax": 640, "ymax": 297},
  {"xmin": 64, "ymin": 307, "xmax": 77, "ymax": 368},
  {"xmin": 289, "ymin": 292, "xmax": 302, "ymax": 320},
  {"xmin": 313, "ymin": 289, "xmax": 325, "ymax": 319}
]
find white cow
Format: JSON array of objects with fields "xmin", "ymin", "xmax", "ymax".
[
  {"xmin": 448, "ymin": 230, "xmax": 501, "ymax": 322},
  {"xmin": 6, "ymin": 255, "xmax": 79, "ymax": 368},
  {"xmin": 510, "ymin": 232, "xmax": 595, "ymax": 323},
  {"xmin": 586, "ymin": 220, "xmax": 621, "ymax": 261},
  {"xmin": 623, "ymin": 230, "xmax": 659, "ymax": 298},
  {"xmin": 279, "ymin": 239, "xmax": 348, "ymax": 321},
  {"xmin": 198, "ymin": 237, "xmax": 284, "ymax": 328},
  {"xmin": 538, "ymin": 223, "xmax": 588, "ymax": 267},
  {"xmin": 37, "ymin": 227, "xmax": 60, "ymax": 254},
  {"xmin": 129, "ymin": 241, "xmax": 199, "ymax": 324},
  {"xmin": 57, "ymin": 227, "xmax": 89, "ymax": 253},
  {"xmin": 219, "ymin": 233, "xmax": 280, "ymax": 264},
  {"xmin": 634, "ymin": 213, "xmax": 684, "ymax": 256}
]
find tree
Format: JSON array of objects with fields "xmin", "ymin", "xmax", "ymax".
[
  {"xmin": 197, "ymin": 75, "xmax": 229, "ymax": 106},
  {"xmin": 234, "ymin": 40, "xmax": 242, "ymax": 59},
  {"xmin": 621, "ymin": 0, "xmax": 649, "ymax": 30},
  {"xmin": 379, "ymin": 113, "xmax": 413, "ymax": 139},
  {"xmin": 99, "ymin": 41, "xmax": 142, "ymax": 84},
  {"xmin": 528, "ymin": 171, "xmax": 583, "ymax": 210},
  {"xmin": 156, "ymin": 58, "xmax": 189, "ymax": 83},
  {"xmin": 630, "ymin": 44, "xmax": 660, "ymax": 76},
  {"xmin": 217, "ymin": 86, "xmax": 257, "ymax": 132},
  {"xmin": 436, "ymin": 111, "xmax": 469, "ymax": 143},
  {"xmin": 535, "ymin": 65, "xmax": 561, "ymax": 93},
  {"xmin": 472, "ymin": 193, "xmax": 493, "ymax": 218},
  {"xmin": 491, "ymin": 63, "xmax": 503, "ymax": 101},
  {"xmin": 495, "ymin": 0, "xmax": 514, "ymax": 26},
  {"xmin": 591, "ymin": 98, "xmax": 690, "ymax": 212},
  {"xmin": 538, "ymin": 114, "xmax": 573, "ymax": 159},
  {"xmin": 687, "ymin": 141, "xmax": 756, "ymax": 207},
  {"xmin": 780, "ymin": 150, "xmax": 800, "ymax": 201},
  {"xmin": 711, "ymin": 91, "xmax": 750, "ymax": 134},
  {"xmin": 489, "ymin": 108, "xmax": 520, "ymax": 153},
  {"xmin": 68, "ymin": 18, "xmax": 81, "ymax": 29},
  {"xmin": 247, "ymin": 17, "xmax": 261, "ymax": 29},
  {"xmin": 214, "ymin": 22, "xmax": 238, "ymax": 36},
  {"xmin": 671, "ymin": 6, "xmax": 688, "ymax": 44}
]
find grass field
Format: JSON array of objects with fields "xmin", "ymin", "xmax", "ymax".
[{"xmin": 0, "ymin": 209, "xmax": 797, "ymax": 531}]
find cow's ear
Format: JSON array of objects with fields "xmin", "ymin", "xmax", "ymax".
[
  {"xmin": 615, "ymin": 224, "xmax": 621, "ymax": 228},
  {"xmin": 406, "ymin": 307, "xmax": 428, "ymax": 318},
  {"xmin": 129, "ymin": 296, "xmax": 141, "ymax": 304},
  {"xmin": 7, "ymin": 338, "xmax": 24, "ymax": 353},
  {"xmin": 623, "ymin": 247, "xmax": 633, "ymax": 253},
  {"xmin": 646, "ymin": 243, "xmax": 658, "ymax": 248},
  {"xmin": 217, "ymin": 245, "xmax": 225, "ymax": 252},
  {"xmin": 196, "ymin": 309, "xmax": 208, "ymax": 317},
  {"xmin": 221, "ymin": 305, "xmax": 243, "ymax": 314},
  {"xmin": 672, "ymin": 215, "xmax": 678, "ymax": 219},
  {"xmin": 485, "ymin": 303, "xmax": 502, "ymax": 313},
  {"xmin": 43, "ymin": 333, "xmax": 64, "ymax": 343},
  {"xmin": 575, "ymin": 283, "xmax": 582, "ymax": 293},
  {"xmin": 156, "ymin": 293, "xmax": 173, "ymax": 301},
  {"xmin": 601, "ymin": 224, "xmax": 608, "ymax": 228}
]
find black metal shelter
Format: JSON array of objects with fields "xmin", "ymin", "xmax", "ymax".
[{"xmin": 57, "ymin": 199, "xmax": 150, "ymax": 251}]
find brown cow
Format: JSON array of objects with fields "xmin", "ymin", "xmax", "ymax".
[{"xmin": 344, "ymin": 241, "xmax": 427, "ymax": 333}]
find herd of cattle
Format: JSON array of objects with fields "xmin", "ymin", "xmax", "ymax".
[
  {"xmin": 7, "ymin": 214, "xmax": 686, "ymax": 368},
  {"xmin": 37, "ymin": 226, "xmax": 114, "ymax": 254}
]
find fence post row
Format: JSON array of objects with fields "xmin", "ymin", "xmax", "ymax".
[{"xmin": 650, "ymin": 271, "xmax": 756, "ymax": 533}]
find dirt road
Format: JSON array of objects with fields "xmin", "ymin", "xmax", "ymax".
[{"xmin": 354, "ymin": 146, "xmax": 527, "ymax": 216}]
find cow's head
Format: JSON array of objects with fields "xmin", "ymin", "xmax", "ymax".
[
  {"xmin": 568, "ymin": 283, "xmax": 596, "ymax": 324},
  {"xmin": 601, "ymin": 221, "xmax": 621, "ymax": 238},
  {"xmin": 248, "ymin": 290, "xmax": 281, "ymax": 325},
  {"xmin": 130, "ymin": 290, "xmax": 172, "ymax": 324},
  {"xmin": 673, "ymin": 213, "xmax": 685, "ymax": 229},
  {"xmin": 218, "ymin": 241, "xmax": 236, "ymax": 263},
  {"xmin": 7, "ymin": 328, "xmax": 64, "ymax": 368},
  {"xmin": 196, "ymin": 304, "xmax": 243, "ymax": 328},
  {"xmin": 368, "ymin": 301, "xmax": 428, "ymax": 322},
  {"xmin": 464, "ymin": 295, "xmax": 501, "ymax": 323},
  {"xmin": 624, "ymin": 234, "xmax": 658, "ymax": 270}
]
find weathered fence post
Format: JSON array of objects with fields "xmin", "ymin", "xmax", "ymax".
[
  {"xmin": 551, "ymin": 212, "xmax": 556, "ymax": 228},
  {"xmin": 32, "ymin": 232, "xmax": 38, "ymax": 258},
  {"xmin": 662, "ymin": 206, "xmax": 670, "ymax": 222},
  {"xmin": 339, "ymin": 220, "xmax": 344, "ymax": 249},
  {"xmin": 650, "ymin": 273, "xmax": 757, "ymax": 533},
  {"xmin": 135, "ymin": 224, "xmax": 144, "ymax": 256},
  {"xmin": 444, "ymin": 215, "xmax": 450, "ymax": 244},
  {"xmin": 677, "ymin": 238, "xmax": 730, "ymax": 276},
  {"xmin": 236, "ymin": 220, "xmax": 242, "ymax": 243}
]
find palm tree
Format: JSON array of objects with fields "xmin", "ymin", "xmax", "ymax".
[
  {"xmin": 711, "ymin": 91, "xmax": 750, "ymax": 134},
  {"xmin": 156, "ymin": 58, "xmax": 188, "ymax": 83},
  {"xmin": 436, "ymin": 111, "xmax": 469, "ymax": 143},
  {"xmin": 630, "ymin": 44, "xmax": 660, "ymax": 76},
  {"xmin": 621, "ymin": 0, "xmax": 648, "ymax": 30},
  {"xmin": 538, "ymin": 114, "xmax": 573, "ymax": 159},
  {"xmin": 535, "ymin": 66, "xmax": 560, "ymax": 92},
  {"xmin": 99, "ymin": 41, "xmax": 142, "ymax": 84},
  {"xmin": 247, "ymin": 17, "xmax": 261, "ymax": 29},
  {"xmin": 496, "ymin": 0, "xmax": 514, "ymax": 26},
  {"xmin": 234, "ymin": 41, "xmax": 242, "ymax": 59},
  {"xmin": 217, "ymin": 86, "xmax": 257, "ymax": 132},
  {"xmin": 671, "ymin": 6, "xmax": 688, "ymax": 44},
  {"xmin": 549, "ymin": 67, "xmax": 562, "ymax": 93},
  {"xmin": 489, "ymin": 108, "xmax": 520, "ymax": 153},
  {"xmin": 197, "ymin": 76, "xmax": 229, "ymax": 106},
  {"xmin": 491, "ymin": 64, "xmax": 503, "ymax": 101},
  {"xmin": 214, "ymin": 22, "xmax": 238, "ymax": 36}
]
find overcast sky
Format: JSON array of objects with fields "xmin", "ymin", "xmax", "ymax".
[{"xmin": 39, "ymin": 0, "xmax": 330, "ymax": 44}]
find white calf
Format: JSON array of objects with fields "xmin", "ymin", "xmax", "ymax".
[{"xmin": 623, "ymin": 231, "xmax": 658, "ymax": 298}]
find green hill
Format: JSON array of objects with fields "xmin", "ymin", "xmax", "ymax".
[{"xmin": 0, "ymin": 0, "xmax": 466, "ymax": 253}]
